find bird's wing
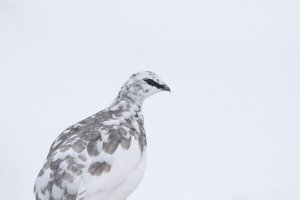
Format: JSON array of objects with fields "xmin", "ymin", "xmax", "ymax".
[{"xmin": 34, "ymin": 133, "xmax": 89, "ymax": 200}]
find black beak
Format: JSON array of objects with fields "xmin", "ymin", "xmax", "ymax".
[{"xmin": 162, "ymin": 85, "xmax": 171, "ymax": 92}]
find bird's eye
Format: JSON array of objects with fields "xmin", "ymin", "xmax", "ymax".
[{"xmin": 143, "ymin": 78, "xmax": 164, "ymax": 89}]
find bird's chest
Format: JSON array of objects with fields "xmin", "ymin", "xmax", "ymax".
[
  {"xmin": 85, "ymin": 134, "xmax": 147, "ymax": 200},
  {"xmin": 105, "ymin": 145, "xmax": 147, "ymax": 200}
]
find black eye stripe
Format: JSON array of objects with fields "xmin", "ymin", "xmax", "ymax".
[{"xmin": 143, "ymin": 78, "xmax": 165, "ymax": 89}]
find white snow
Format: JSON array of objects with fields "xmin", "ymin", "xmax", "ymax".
[{"xmin": 0, "ymin": 0, "xmax": 300, "ymax": 200}]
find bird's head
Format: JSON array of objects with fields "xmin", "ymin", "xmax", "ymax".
[{"xmin": 113, "ymin": 71, "xmax": 170, "ymax": 108}]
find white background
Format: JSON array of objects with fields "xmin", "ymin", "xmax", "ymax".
[{"xmin": 0, "ymin": 0, "xmax": 300, "ymax": 199}]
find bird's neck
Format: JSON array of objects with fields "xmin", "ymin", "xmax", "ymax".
[
  {"xmin": 108, "ymin": 93, "xmax": 143, "ymax": 116},
  {"xmin": 109, "ymin": 88, "xmax": 145, "ymax": 112}
]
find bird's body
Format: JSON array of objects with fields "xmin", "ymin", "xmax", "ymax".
[{"xmin": 34, "ymin": 71, "xmax": 170, "ymax": 200}]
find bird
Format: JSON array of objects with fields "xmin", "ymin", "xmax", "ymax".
[{"xmin": 34, "ymin": 71, "xmax": 171, "ymax": 200}]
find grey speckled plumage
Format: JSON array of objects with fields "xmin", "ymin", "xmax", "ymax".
[{"xmin": 34, "ymin": 71, "xmax": 170, "ymax": 200}]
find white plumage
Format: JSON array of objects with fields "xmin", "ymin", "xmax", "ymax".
[{"xmin": 34, "ymin": 71, "xmax": 170, "ymax": 200}]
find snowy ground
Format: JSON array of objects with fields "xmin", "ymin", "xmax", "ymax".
[{"xmin": 0, "ymin": 0, "xmax": 300, "ymax": 199}]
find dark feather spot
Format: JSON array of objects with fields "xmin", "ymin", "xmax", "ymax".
[
  {"xmin": 88, "ymin": 162, "xmax": 111, "ymax": 176},
  {"xmin": 87, "ymin": 137, "xmax": 101, "ymax": 156}
]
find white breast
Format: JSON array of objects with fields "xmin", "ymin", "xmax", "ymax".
[{"xmin": 81, "ymin": 136, "xmax": 147, "ymax": 200}]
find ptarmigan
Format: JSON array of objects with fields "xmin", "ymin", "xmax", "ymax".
[{"xmin": 34, "ymin": 71, "xmax": 170, "ymax": 200}]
